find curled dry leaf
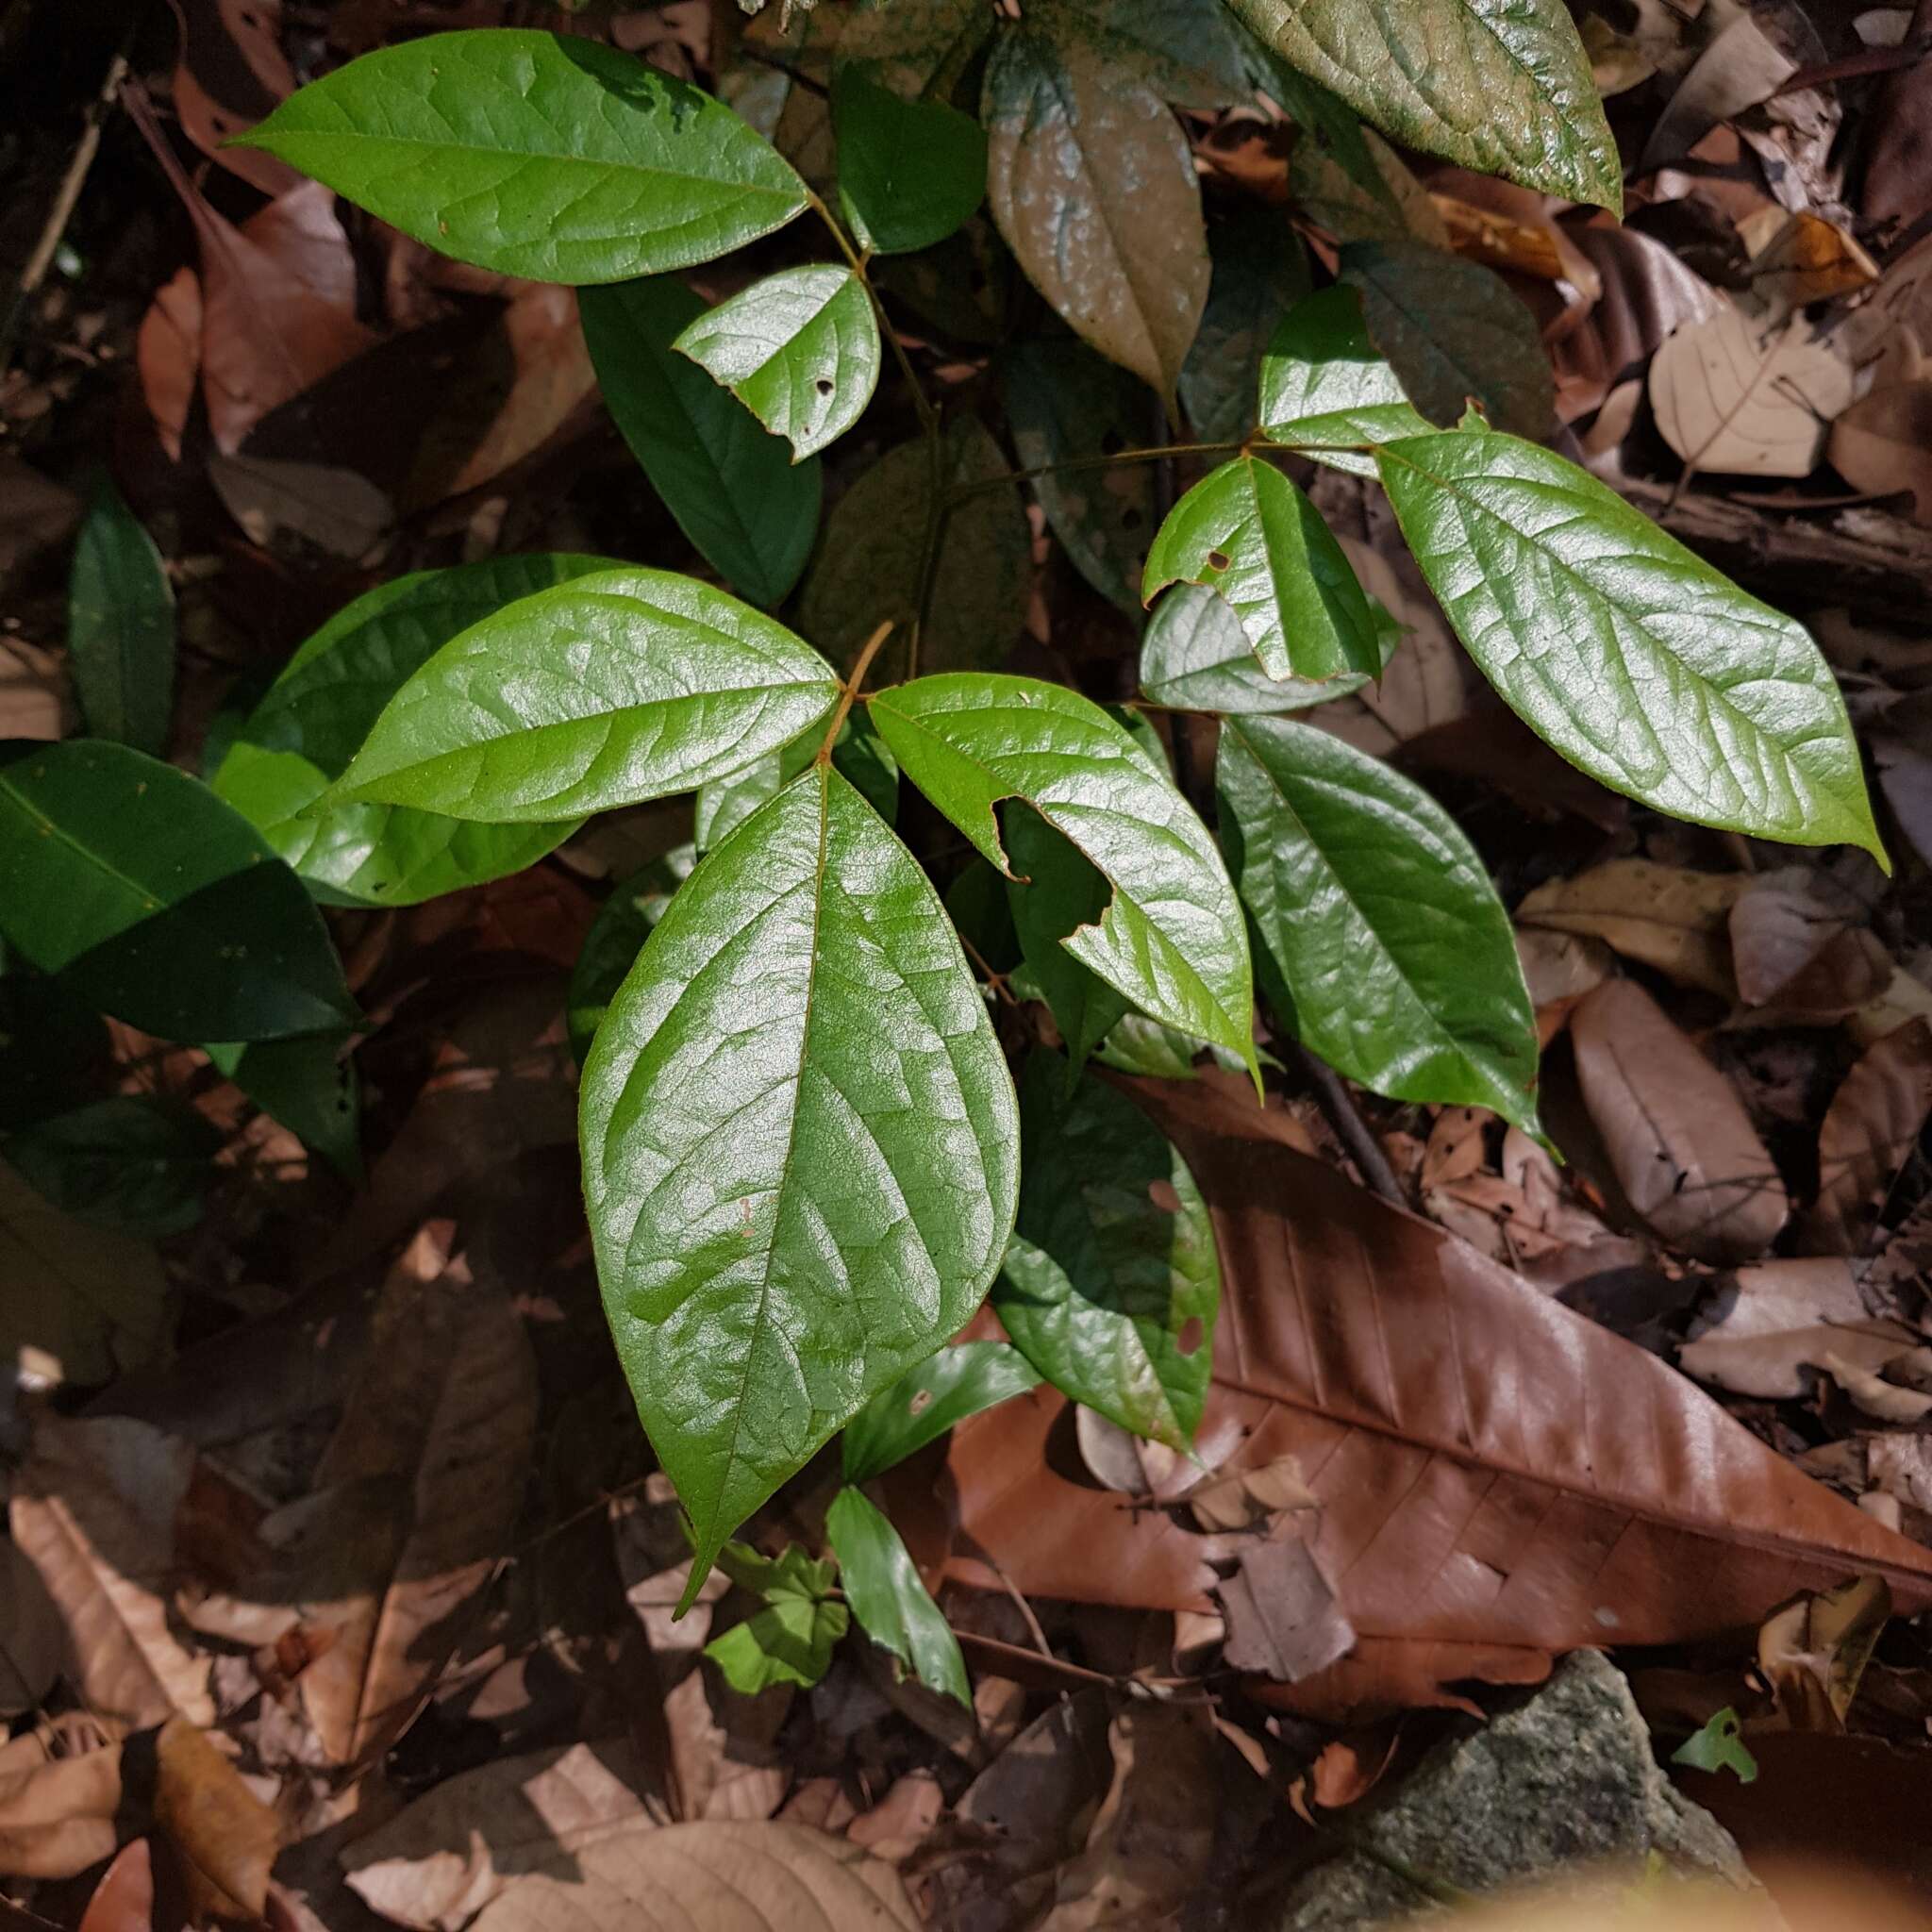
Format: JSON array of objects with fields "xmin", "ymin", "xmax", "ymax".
[
  {"xmin": 1678, "ymin": 1258, "xmax": 1913, "ymax": 1399},
  {"xmin": 923, "ymin": 1074, "xmax": 1932, "ymax": 1719},
  {"xmin": 1218, "ymin": 1541, "xmax": 1356, "ymax": 1684},
  {"xmin": 1552, "ymin": 224, "xmax": 1723, "ymax": 411},
  {"xmin": 153, "ymin": 1716, "xmax": 281, "ymax": 1924},
  {"xmin": 1826, "ymin": 1354, "xmax": 1932, "ymax": 1424},
  {"xmin": 1569, "ymin": 978, "xmax": 1789, "ymax": 1262},
  {"xmin": 173, "ymin": 0, "xmax": 300, "ymax": 196},
  {"xmin": 1804, "ymin": 1020, "xmax": 1932, "ymax": 1256},
  {"xmin": 137, "ymin": 268, "xmax": 203, "ymax": 461},
  {"xmin": 1758, "ymin": 1574, "xmax": 1889, "ymax": 1732},
  {"xmin": 0, "ymin": 1740, "xmax": 124, "ymax": 1881},
  {"xmin": 1516, "ymin": 859, "xmax": 1743, "ymax": 998}
]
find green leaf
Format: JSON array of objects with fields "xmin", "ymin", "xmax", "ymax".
[
  {"xmin": 567, "ymin": 845, "xmax": 696, "ymax": 1066},
  {"xmin": 5, "ymin": 1097, "xmax": 218, "ymax": 1239},
  {"xmin": 868, "ymin": 673, "xmax": 1257, "ymax": 1078},
  {"xmin": 579, "ymin": 277, "xmax": 820, "ymax": 608},
  {"xmin": 1141, "ymin": 583, "xmax": 1393, "ymax": 714},
  {"xmin": 1031, "ymin": 0, "xmax": 1253, "ymax": 110},
  {"xmin": 1217, "ymin": 715, "xmax": 1541, "ymax": 1129},
  {"xmin": 1005, "ymin": 808, "xmax": 1127, "ymax": 1076},
  {"xmin": 1141, "ymin": 455, "xmax": 1381, "ymax": 684},
  {"xmin": 1289, "ymin": 124, "xmax": 1450, "ymax": 249},
  {"xmin": 995, "ymin": 1055, "xmax": 1219, "ymax": 1450},
  {"xmin": 1375, "ymin": 430, "xmax": 1887, "ymax": 861},
  {"xmin": 1671, "ymin": 1708, "xmax": 1757, "ymax": 1785},
  {"xmin": 205, "ymin": 1034, "xmax": 361, "ymax": 1183},
  {"xmin": 1177, "ymin": 211, "xmax": 1311, "ymax": 445},
  {"xmin": 1093, "ymin": 1011, "xmax": 1200, "ymax": 1080},
  {"xmin": 704, "ymin": 1541, "xmax": 848, "ymax": 1693},
  {"xmin": 696, "ymin": 715, "xmax": 895, "ymax": 855},
  {"xmin": 799, "ymin": 418, "xmax": 1029, "ymax": 684},
  {"xmin": 1257, "ymin": 286, "xmax": 1432, "ymax": 477},
  {"xmin": 67, "ymin": 476, "xmax": 175, "ymax": 757},
  {"xmin": 0, "ymin": 741, "xmax": 356, "ymax": 1043},
  {"xmin": 580, "ymin": 765, "xmax": 1019, "ymax": 1595},
  {"xmin": 1340, "ymin": 240, "xmax": 1552, "ymax": 441},
  {"xmin": 232, "ymin": 30, "xmax": 808, "ymax": 283},
  {"xmin": 1225, "ymin": 0, "xmax": 1622, "ymax": 212},
  {"xmin": 825, "ymin": 1485, "xmax": 969, "ymax": 1705},
  {"xmin": 841, "ymin": 1341, "xmax": 1041, "ymax": 1484},
  {"xmin": 832, "ymin": 68, "xmax": 987, "ymax": 256},
  {"xmin": 982, "ymin": 28, "xmax": 1208, "ymax": 399},
  {"xmin": 1006, "ymin": 337, "xmax": 1158, "ymax": 614},
  {"xmin": 673, "ymin": 266, "xmax": 880, "ymax": 462},
  {"xmin": 217, "ymin": 555, "xmax": 604, "ymax": 906},
  {"xmin": 330, "ymin": 569, "xmax": 841, "ymax": 822}
]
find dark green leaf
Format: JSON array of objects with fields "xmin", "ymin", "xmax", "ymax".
[
  {"xmin": 1176, "ymin": 211, "xmax": 1311, "ymax": 444},
  {"xmin": 1258, "ymin": 286, "xmax": 1432, "ymax": 477},
  {"xmin": 5, "ymin": 1097, "xmax": 218, "ymax": 1238},
  {"xmin": 1006, "ymin": 337, "xmax": 1158, "ymax": 613},
  {"xmin": 841, "ymin": 1341, "xmax": 1041, "ymax": 1484},
  {"xmin": 1341, "ymin": 240, "xmax": 1553, "ymax": 441},
  {"xmin": 233, "ymin": 30, "xmax": 808, "ymax": 282},
  {"xmin": 579, "ymin": 277, "xmax": 820, "ymax": 608},
  {"xmin": 205, "ymin": 1034, "xmax": 361, "ymax": 1183},
  {"xmin": 1671, "ymin": 1707, "xmax": 1757, "ymax": 1784},
  {"xmin": 982, "ymin": 28, "xmax": 1208, "ymax": 398},
  {"xmin": 1031, "ymin": 0, "xmax": 1252, "ymax": 109},
  {"xmin": 869, "ymin": 673, "xmax": 1257, "ymax": 1077},
  {"xmin": 673, "ymin": 266, "xmax": 880, "ymax": 461},
  {"xmin": 871, "ymin": 221, "xmax": 1013, "ymax": 348},
  {"xmin": 0, "ymin": 741, "xmax": 356, "ymax": 1043},
  {"xmin": 1005, "ymin": 808, "xmax": 1127, "ymax": 1076},
  {"xmin": 695, "ymin": 714, "xmax": 895, "ymax": 854},
  {"xmin": 799, "ymin": 418, "xmax": 1029, "ymax": 684},
  {"xmin": 1376, "ymin": 430, "xmax": 1887, "ymax": 861},
  {"xmin": 330, "ymin": 568, "xmax": 841, "ymax": 822},
  {"xmin": 217, "ymin": 555, "xmax": 604, "ymax": 905},
  {"xmin": 66, "ymin": 476, "xmax": 175, "ymax": 757},
  {"xmin": 833, "ymin": 68, "xmax": 987, "ymax": 256},
  {"xmin": 1289, "ymin": 124, "xmax": 1450, "ymax": 248},
  {"xmin": 1239, "ymin": 30, "xmax": 1391, "ymax": 208},
  {"xmin": 704, "ymin": 1541, "xmax": 847, "ymax": 1692},
  {"xmin": 826, "ymin": 1485, "xmax": 969, "ymax": 1704},
  {"xmin": 566, "ymin": 844, "xmax": 697, "ymax": 1066},
  {"xmin": 581, "ymin": 765, "xmax": 1019, "ymax": 1595},
  {"xmin": 0, "ymin": 970, "xmax": 108, "ymax": 1133},
  {"xmin": 1226, "ymin": 0, "xmax": 1622, "ymax": 211},
  {"xmin": 942, "ymin": 858, "xmax": 1020, "ymax": 974},
  {"xmin": 1217, "ymin": 715, "xmax": 1541, "ymax": 1129},
  {"xmin": 831, "ymin": 709, "xmax": 899, "ymax": 824},
  {"xmin": 995, "ymin": 1056, "xmax": 1219, "ymax": 1449},
  {"xmin": 1140, "ymin": 583, "xmax": 1393, "ymax": 714},
  {"xmin": 1093, "ymin": 1011, "xmax": 1200, "ymax": 1080},
  {"xmin": 1141, "ymin": 455, "xmax": 1381, "ymax": 684}
]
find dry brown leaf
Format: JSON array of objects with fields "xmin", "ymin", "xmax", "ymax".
[
  {"xmin": 927, "ymin": 1075, "xmax": 1932, "ymax": 1721},
  {"xmin": 1516, "ymin": 860, "xmax": 1743, "ymax": 996},
  {"xmin": 1805, "ymin": 1020, "xmax": 1932, "ymax": 1256},
  {"xmin": 0, "ymin": 1539, "xmax": 65, "ymax": 1720},
  {"xmin": 1758, "ymin": 1575, "xmax": 1890, "ymax": 1731},
  {"xmin": 1868, "ymin": 1435, "xmax": 1932, "ymax": 1516},
  {"xmin": 1186, "ymin": 1457, "xmax": 1318, "ymax": 1535},
  {"xmin": 0, "ymin": 456, "xmax": 81, "ymax": 576},
  {"xmin": 8, "ymin": 1415, "xmax": 213, "ymax": 1728},
  {"xmin": 1514, "ymin": 929, "xmax": 1614, "ymax": 1021},
  {"xmin": 1677, "ymin": 1257, "xmax": 1912, "ymax": 1398},
  {"xmin": 1218, "ymin": 1541, "xmax": 1356, "ymax": 1684},
  {"xmin": 154, "ymin": 1716, "xmax": 281, "ymax": 1924},
  {"xmin": 1639, "ymin": 10, "xmax": 1798, "ymax": 173},
  {"xmin": 208, "ymin": 452, "xmax": 395, "ymax": 561},
  {"xmin": 1863, "ymin": 6, "xmax": 1932, "ymax": 240},
  {"xmin": 1829, "ymin": 381, "xmax": 1932, "ymax": 525},
  {"xmin": 1571, "ymin": 978, "xmax": 1789, "ymax": 1261},
  {"xmin": 1728, "ymin": 868, "xmax": 1873, "ymax": 1008},
  {"xmin": 1740, "ymin": 208, "xmax": 1881, "ymax": 313},
  {"xmin": 76, "ymin": 1838, "xmax": 157, "ymax": 1932},
  {"xmin": 1652, "ymin": 308, "xmax": 1854, "ymax": 481},
  {"xmin": 1552, "ymin": 224, "xmax": 1723, "ymax": 417},
  {"xmin": 342, "ymin": 1740, "xmax": 654, "ymax": 1931},
  {"xmin": 0, "ymin": 638, "xmax": 75, "ymax": 742},
  {"xmin": 467, "ymin": 1821, "xmax": 917, "ymax": 1932},
  {"xmin": 846, "ymin": 1773, "xmax": 941, "ymax": 1866},
  {"xmin": 173, "ymin": 0, "xmax": 301, "ymax": 196},
  {"xmin": 0, "ymin": 1743, "xmax": 124, "ymax": 1881},
  {"xmin": 136, "ymin": 268, "xmax": 204, "ymax": 461}
]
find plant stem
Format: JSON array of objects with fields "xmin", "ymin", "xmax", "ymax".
[
  {"xmin": 1295, "ymin": 1043, "xmax": 1406, "ymax": 1208},
  {"xmin": 819, "ymin": 620, "xmax": 895, "ymax": 761},
  {"xmin": 949, "ymin": 440, "xmax": 1253, "ymax": 505}
]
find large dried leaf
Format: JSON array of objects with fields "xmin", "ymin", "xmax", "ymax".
[
  {"xmin": 1829, "ymin": 380, "xmax": 1932, "ymax": 525},
  {"xmin": 927, "ymin": 1074, "xmax": 1932, "ymax": 1715},
  {"xmin": 1515, "ymin": 860, "xmax": 1744, "ymax": 998},
  {"xmin": 1677, "ymin": 1259, "xmax": 1909, "ymax": 1400},
  {"xmin": 0, "ymin": 1743, "xmax": 124, "ymax": 1881},
  {"xmin": 1804, "ymin": 1021, "xmax": 1932, "ymax": 1257},
  {"xmin": 154, "ymin": 1717, "xmax": 280, "ymax": 1924}
]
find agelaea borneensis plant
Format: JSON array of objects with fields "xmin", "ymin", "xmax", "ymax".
[{"xmin": 0, "ymin": 1, "xmax": 1887, "ymax": 1699}]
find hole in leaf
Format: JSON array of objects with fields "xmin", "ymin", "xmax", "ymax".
[
  {"xmin": 908, "ymin": 1387, "xmax": 936, "ymax": 1417},
  {"xmin": 1177, "ymin": 1316, "xmax": 1204, "ymax": 1356},
  {"xmin": 1148, "ymin": 1178, "xmax": 1181, "ymax": 1213},
  {"xmin": 814, "ymin": 377, "xmax": 834, "ymax": 396},
  {"xmin": 1207, "ymin": 549, "xmax": 1230, "ymax": 571}
]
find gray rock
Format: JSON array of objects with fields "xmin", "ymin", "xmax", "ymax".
[{"xmin": 1274, "ymin": 1650, "xmax": 1755, "ymax": 1930}]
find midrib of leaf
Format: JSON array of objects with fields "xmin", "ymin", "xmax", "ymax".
[{"xmin": 0, "ymin": 772, "xmax": 168, "ymax": 914}]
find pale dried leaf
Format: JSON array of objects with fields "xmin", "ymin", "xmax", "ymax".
[
  {"xmin": 1868, "ymin": 1435, "xmax": 1932, "ymax": 1515},
  {"xmin": 208, "ymin": 452, "xmax": 394, "ymax": 560},
  {"xmin": 1829, "ymin": 381, "xmax": 1932, "ymax": 525},
  {"xmin": 1679, "ymin": 1258, "xmax": 1909, "ymax": 1398},
  {"xmin": 1187, "ymin": 1457, "xmax": 1317, "ymax": 1535},
  {"xmin": 1218, "ymin": 1541, "xmax": 1356, "ymax": 1683},
  {"xmin": 1805, "ymin": 1020, "xmax": 1932, "ymax": 1256},
  {"xmin": 0, "ymin": 1744, "xmax": 124, "ymax": 1880},
  {"xmin": 0, "ymin": 637, "xmax": 75, "ymax": 741},
  {"xmin": 1516, "ymin": 860, "xmax": 1743, "ymax": 996},
  {"xmin": 1825, "ymin": 1354, "xmax": 1932, "ymax": 1424},
  {"xmin": 1514, "ymin": 927, "xmax": 1614, "ymax": 1011},
  {"xmin": 154, "ymin": 1716, "xmax": 281, "ymax": 1924}
]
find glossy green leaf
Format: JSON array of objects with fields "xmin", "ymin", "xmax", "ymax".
[
  {"xmin": 1177, "ymin": 210, "xmax": 1312, "ymax": 444},
  {"xmin": 1375, "ymin": 430, "xmax": 1887, "ymax": 861},
  {"xmin": 1226, "ymin": 0, "xmax": 1622, "ymax": 212},
  {"xmin": 696, "ymin": 715, "xmax": 895, "ymax": 856},
  {"xmin": 1141, "ymin": 455, "xmax": 1381, "ymax": 684},
  {"xmin": 0, "ymin": 741, "xmax": 355, "ymax": 1043},
  {"xmin": 579, "ymin": 277, "xmax": 820, "ymax": 608},
  {"xmin": 330, "ymin": 569, "xmax": 841, "ymax": 822},
  {"xmin": 218, "ymin": 555, "xmax": 603, "ymax": 905},
  {"xmin": 581, "ymin": 764, "xmax": 1019, "ymax": 1594},
  {"xmin": 994, "ymin": 1055, "xmax": 1219, "ymax": 1450},
  {"xmin": 206, "ymin": 1033, "xmax": 361, "ymax": 1183},
  {"xmin": 233, "ymin": 30, "xmax": 808, "ymax": 282},
  {"xmin": 868, "ymin": 674, "xmax": 1257, "ymax": 1078},
  {"xmin": 1007, "ymin": 337, "xmax": 1159, "ymax": 613},
  {"xmin": 1258, "ymin": 286, "xmax": 1432, "ymax": 477},
  {"xmin": 1340, "ymin": 240, "xmax": 1552, "ymax": 441},
  {"xmin": 1140, "ymin": 583, "xmax": 1393, "ymax": 714},
  {"xmin": 704, "ymin": 1542, "xmax": 847, "ymax": 1693},
  {"xmin": 67, "ymin": 476, "xmax": 175, "ymax": 757},
  {"xmin": 1093, "ymin": 1011, "xmax": 1200, "ymax": 1080},
  {"xmin": 5, "ymin": 1098, "xmax": 218, "ymax": 1239},
  {"xmin": 1217, "ymin": 715, "xmax": 1541, "ymax": 1129},
  {"xmin": 567, "ymin": 845, "xmax": 696, "ymax": 1066},
  {"xmin": 674, "ymin": 266, "xmax": 880, "ymax": 461},
  {"xmin": 1032, "ymin": 0, "xmax": 1253, "ymax": 109},
  {"xmin": 982, "ymin": 28, "xmax": 1208, "ymax": 398},
  {"xmin": 799, "ymin": 419, "xmax": 1029, "ymax": 684},
  {"xmin": 841, "ymin": 1341, "xmax": 1041, "ymax": 1484},
  {"xmin": 1005, "ymin": 808, "xmax": 1127, "ymax": 1076},
  {"xmin": 832, "ymin": 68, "xmax": 987, "ymax": 255},
  {"xmin": 1290, "ymin": 123, "xmax": 1449, "ymax": 249},
  {"xmin": 825, "ymin": 1485, "xmax": 969, "ymax": 1705}
]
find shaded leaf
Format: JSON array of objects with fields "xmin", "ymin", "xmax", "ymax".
[
  {"xmin": 1219, "ymin": 1541, "xmax": 1356, "ymax": 1682},
  {"xmin": 1672, "ymin": 1708, "xmax": 1757, "ymax": 1783},
  {"xmin": 826, "ymin": 1486, "xmax": 969, "ymax": 1705},
  {"xmin": 1375, "ymin": 429, "xmax": 1885, "ymax": 861},
  {"xmin": 66, "ymin": 476, "xmax": 175, "ymax": 757},
  {"xmin": 6, "ymin": 1098, "xmax": 218, "ymax": 1238},
  {"xmin": 1288, "ymin": 122, "xmax": 1449, "ymax": 249},
  {"xmin": 1219, "ymin": 715, "xmax": 1541, "ymax": 1130},
  {"xmin": 205, "ymin": 1032, "xmax": 361, "ymax": 1182},
  {"xmin": 1828, "ymin": 379, "xmax": 1932, "ymax": 524},
  {"xmin": 1034, "ymin": 0, "xmax": 1253, "ymax": 110},
  {"xmin": 153, "ymin": 1716, "xmax": 280, "ymax": 1924},
  {"xmin": 674, "ymin": 266, "xmax": 880, "ymax": 461},
  {"xmin": 832, "ymin": 68, "xmax": 986, "ymax": 256},
  {"xmin": 580, "ymin": 766, "xmax": 1018, "ymax": 1593},
  {"xmin": 1177, "ymin": 210, "xmax": 1312, "ymax": 444},
  {"xmin": 1005, "ymin": 808, "xmax": 1128, "ymax": 1074},
  {"xmin": 841, "ymin": 1341, "xmax": 1041, "ymax": 1485},
  {"xmin": 1805, "ymin": 1020, "xmax": 1932, "ymax": 1257},
  {"xmin": 996, "ymin": 1056, "xmax": 1220, "ymax": 1449},
  {"xmin": 0, "ymin": 1538, "xmax": 65, "ymax": 1719},
  {"xmin": 237, "ymin": 30, "xmax": 808, "ymax": 282},
  {"xmin": 1515, "ymin": 859, "xmax": 1745, "ymax": 999},
  {"xmin": 707, "ymin": 1543, "xmax": 848, "ymax": 1693},
  {"xmin": 580, "ymin": 277, "xmax": 821, "ymax": 608},
  {"xmin": 1140, "ymin": 583, "xmax": 1394, "ymax": 715},
  {"xmin": 1677, "ymin": 1259, "xmax": 1906, "ymax": 1402},
  {"xmin": 1258, "ymin": 286, "xmax": 1432, "ymax": 477}
]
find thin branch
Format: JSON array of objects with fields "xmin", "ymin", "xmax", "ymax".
[
  {"xmin": 819, "ymin": 620, "xmax": 895, "ymax": 760},
  {"xmin": 947, "ymin": 440, "xmax": 1255, "ymax": 505},
  {"xmin": 1295, "ymin": 1044, "xmax": 1406, "ymax": 1208}
]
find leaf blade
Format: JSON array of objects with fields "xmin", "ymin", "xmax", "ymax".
[
  {"xmin": 841, "ymin": 1341, "xmax": 1041, "ymax": 1484},
  {"xmin": 1257, "ymin": 285, "xmax": 1432, "ymax": 476},
  {"xmin": 832, "ymin": 69, "xmax": 987, "ymax": 256},
  {"xmin": 66, "ymin": 477, "xmax": 175, "ymax": 757},
  {"xmin": 827, "ymin": 1485, "xmax": 970, "ymax": 1704}
]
